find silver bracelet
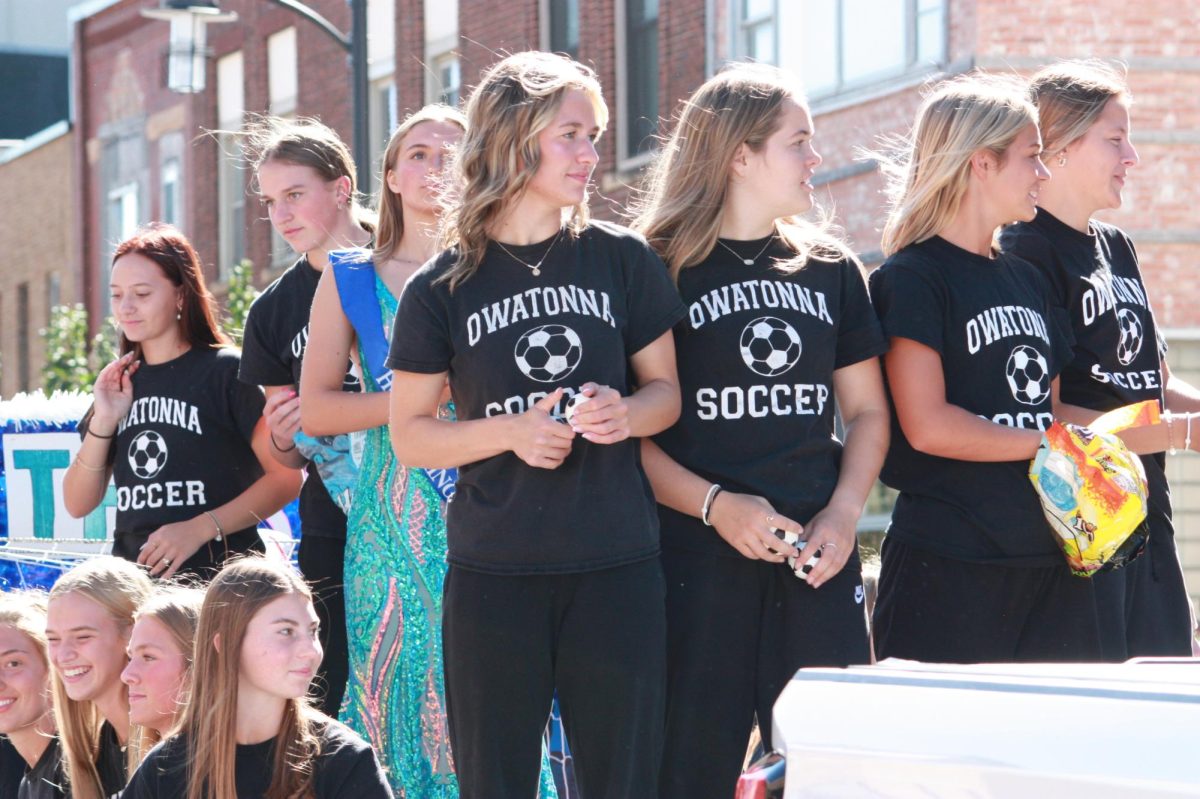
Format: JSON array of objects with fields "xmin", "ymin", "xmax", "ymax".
[
  {"xmin": 701, "ymin": 483, "xmax": 723, "ymax": 526},
  {"xmin": 204, "ymin": 510, "xmax": 224, "ymax": 542}
]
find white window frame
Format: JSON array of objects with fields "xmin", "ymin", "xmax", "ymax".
[
  {"xmin": 615, "ymin": 0, "xmax": 660, "ymax": 170},
  {"xmin": 217, "ymin": 50, "xmax": 245, "ymax": 283},
  {"xmin": 730, "ymin": 0, "xmax": 777, "ymax": 64},
  {"xmin": 104, "ymin": 182, "xmax": 140, "ymax": 314},
  {"xmin": 267, "ymin": 27, "xmax": 299, "ymax": 116},
  {"xmin": 798, "ymin": 0, "xmax": 947, "ymax": 101},
  {"xmin": 428, "ymin": 50, "xmax": 461, "ymax": 107},
  {"xmin": 540, "ymin": 0, "xmax": 580, "ymax": 60}
]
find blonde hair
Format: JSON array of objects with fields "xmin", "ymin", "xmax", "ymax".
[
  {"xmin": 0, "ymin": 589, "xmax": 50, "ymax": 666},
  {"xmin": 242, "ymin": 115, "xmax": 377, "ymax": 235},
  {"xmin": 374, "ymin": 104, "xmax": 467, "ymax": 265},
  {"xmin": 634, "ymin": 62, "xmax": 851, "ymax": 280},
  {"xmin": 48, "ymin": 557, "xmax": 153, "ymax": 799},
  {"xmin": 437, "ymin": 51, "xmax": 609, "ymax": 291},
  {"xmin": 181, "ymin": 557, "xmax": 321, "ymax": 799},
  {"xmin": 875, "ymin": 73, "xmax": 1039, "ymax": 256},
  {"xmin": 128, "ymin": 585, "xmax": 204, "ymax": 766},
  {"xmin": 1028, "ymin": 60, "xmax": 1129, "ymax": 156}
]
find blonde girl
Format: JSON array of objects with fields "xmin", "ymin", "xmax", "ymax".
[
  {"xmin": 45, "ymin": 556, "xmax": 153, "ymax": 799},
  {"xmin": 122, "ymin": 557, "xmax": 391, "ymax": 798},
  {"xmin": 634, "ymin": 63, "xmax": 889, "ymax": 798},
  {"xmin": 387, "ymin": 51, "xmax": 685, "ymax": 797},
  {"xmin": 1001, "ymin": 60, "xmax": 1197, "ymax": 658},
  {"xmin": 300, "ymin": 104, "xmax": 467, "ymax": 797},
  {"xmin": 121, "ymin": 585, "xmax": 203, "ymax": 764},
  {"xmin": 0, "ymin": 591, "xmax": 61, "ymax": 798}
]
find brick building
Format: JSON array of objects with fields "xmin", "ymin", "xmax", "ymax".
[{"xmin": 68, "ymin": 0, "xmax": 1200, "ymax": 594}]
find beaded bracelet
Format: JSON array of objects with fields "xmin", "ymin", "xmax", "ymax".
[{"xmin": 1166, "ymin": 411, "xmax": 1177, "ymax": 455}]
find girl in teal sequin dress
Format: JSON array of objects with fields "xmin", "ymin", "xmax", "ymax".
[{"xmin": 300, "ymin": 107, "xmax": 559, "ymax": 798}]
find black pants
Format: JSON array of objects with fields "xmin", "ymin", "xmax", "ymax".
[
  {"xmin": 443, "ymin": 559, "xmax": 666, "ymax": 799},
  {"xmin": 298, "ymin": 534, "xmax": 348, "ymax": 717},
  {"xmin": 1093, "ymin": 514, "xmax": 1193, "ymax": 659},
  {"xmin": 873, "ymin": 536, "xmax": 1104, "ymax": 663},
  {"xmin": 658, "ymin": 546, "xmax": 870, "ymax": 799}
]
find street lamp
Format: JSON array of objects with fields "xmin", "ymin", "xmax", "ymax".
[{"xmin": 142, "ymin": 0, "xmax": 371, "ymax": 190}]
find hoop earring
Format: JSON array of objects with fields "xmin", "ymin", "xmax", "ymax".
[{"xmin": 1057, "ymin": 152, "xmax": 1067, "ymax": 168}]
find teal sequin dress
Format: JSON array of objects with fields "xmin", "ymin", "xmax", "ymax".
[{"xmin": 339, "ymin": 273, "xmax": 558, "ymax": 799}]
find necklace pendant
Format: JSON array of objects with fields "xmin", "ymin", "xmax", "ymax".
[
  {"xmin": 743, "ymin": 258, "xmax": 755, "ymax": 266},
  {"xmin": 532, "ymin": 267, "xmax": 541, "ymax": 276}
]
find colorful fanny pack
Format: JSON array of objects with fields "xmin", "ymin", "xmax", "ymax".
[{"xmin": 1029, "ymin": 401, "xmax": 1158, "ymax": 577}]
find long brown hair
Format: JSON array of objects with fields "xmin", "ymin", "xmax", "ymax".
[
  {"xmin": 374, "ymin": 104, "xmax": 466, "ymax": 265},
  {"xmin": 111, "ymin": 224, "xmax": 232, "ymax": 359},
  {"xmin": 48, "ymin": 557, "xmax": 153, "ymax": 799},
  {"xmin": 1028, "ymin": 60, "xmax": 1129, "ymax": 157},
  {"xmin": 127, "ymin": 585, "xmax": 204, "ymax": 766},
  {"xmin": 436, "ymin": 51, "xmax": 608, "ymax": 291},
  {"xmin": 182, "ymin": 557, "xmax": 321, "ymax": 799},
  {"xmin": 634, "ymin": 62, "xmax": 850, "ymax": 280}
]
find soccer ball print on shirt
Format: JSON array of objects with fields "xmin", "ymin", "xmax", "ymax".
[
  {"xmin": 128, "ymin": 429, "xmax": 169, "ymax": 479},
  {"xmin": 739, "ymin": 316, "xmax": 803, "ymax": 377},
  {"xmin": 1115, "ymin": 307, "xmax": 1144, "ymax": 366},
  {"xmin": 1005, "ymin": 345, "xmax": 1051, "ymax": 406},
  {"xmin": 514, "ymin": 323, "xmax": 583, "ymax": 383}
]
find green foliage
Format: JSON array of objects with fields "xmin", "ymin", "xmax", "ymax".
[
  {"xmin": 225, "ymin": 258, "xmax": 259, "ymax": 346},
  {"xmin": 39, "ymin": 304, "xmax": 119, "ymax": 393}
]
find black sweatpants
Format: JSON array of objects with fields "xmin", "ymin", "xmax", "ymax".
[
  {"xmin": 298, "ymin": 534, "xmax": 349, "ymax": 717},
  {"xmin": 443, "ymin": 559, "xmax": 666, "ymax": 799},
  {"xmin": 658, "ymin": 545, "xmax": 870, "ymax": 799},
  {"xmin": 872, "ymin": 536, "xmax": 1104, "ymax": 663},
  {"xmin": 1093, "ymin": 514, "xmax": 1193, "ymax": 660}
]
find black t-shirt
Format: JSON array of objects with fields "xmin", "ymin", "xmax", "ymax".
[
  {"xmin": 121, "ymin": 719, "xmax": 393, "ymax": 799},
  {"xmin": 654, "ymin": 237, "xmax": 887, "ymax": 557},
  {"xmin": 238, "ymin": 257, "xmax": 355, "ymax": 540},
  {"xmin": 869, "ymin": 236, "xmax": 1073, "ymax": 566},
  {"xmin": 94, "ymin": 347, "xmax": 266, "ymax": 575},
  {"xmin": 18, "ymin": 737, "xmax": 65, "ymax": 799},
  {"xmin": 1001, "ymin": 210, "xmax": 1171, "ymax": 519},
  {"xmin": 96, "ymin": 720, "xmax": 126, "ymax": 797},
  {"xmin": 1, "ymin": 735, "xmax": 25, "ymax": 798},
  {"xmin": 386, "ymin": 220, "xmax": 687, "ymax": 574}
]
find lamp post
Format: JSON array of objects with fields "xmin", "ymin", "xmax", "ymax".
[{"xmin": 143, "ymin": 0, "xmax": 371, "ymax": 190}]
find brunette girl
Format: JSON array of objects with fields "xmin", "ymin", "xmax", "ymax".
[
  {"xmin": 634, "ymin": 63, "xmax": 889, "ymax": 798},
  {"xmin": 387, "ymin": 52, "xmax": 685, "ymax": 797},
  {"xmin": 122, "ymin": 557, "xmax": 392, "ymax": 798},
  {"xmin": 63, "ymin": 225, "xmax": 300, "ymax": 579}
]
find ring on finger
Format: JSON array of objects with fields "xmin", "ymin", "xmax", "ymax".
[
  {"xmin": 161, "ymin": 557, "xmax": 172, "ymax": 567},
  {"xmin": 819, "ymin": 542, "xmax": 837, "ymax": 552}
]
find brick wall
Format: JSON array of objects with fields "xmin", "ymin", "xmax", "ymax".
[{"xmin": 0, "ymin": 130, "xmax": 75, "ymax": 398}]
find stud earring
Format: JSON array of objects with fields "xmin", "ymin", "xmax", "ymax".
[
  {"xmin": 1057, "ymin": 152, "xmax": 1067, "ymax": 168},
  {"xmin": 176, "ymin": 311, "xmax": 182, "ymax": 321}
]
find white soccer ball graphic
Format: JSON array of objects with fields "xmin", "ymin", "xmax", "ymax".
[
  {"xmin": 739, "ymin": 316, "xmax": 802, "ymax": 377},
  {"xmin": 514, "ymin": 324, "xmax": 583, "ymax": 383},
  {"xmin": 1005, "ymin": 345, "xmax": 1051, "ymax": 406},
  {"xmin": 1116, "ymin": 308, "xmax": 1144, "ymax": 366},
  {"xmin": 128, "ymin": 430, "xmax": 168, "ymax": 479}
]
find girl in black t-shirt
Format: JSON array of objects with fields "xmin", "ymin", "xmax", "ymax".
[
  {"xmin": 1002, "ymin": 61, "xmax": 1198, "ymax": 658},
  {"xmin": 867, "ymin": 75, "xmax": 1108, "ymax": 664},
  {"xmin": 63, "ymin": 225, "xmax": 300, "ymax": 579},
  {"xmin": 45, "ymin": 556, "xmax": 153, "ymax": 799},
  {"xmin": 633, "ymin": 64, "xmax": 889, "ymax": 799},
  {"xmin": 122, "ymin": 558, "xmax": 392, "ymax": 799},
  {"xmin": 388, "ymin": 52, "xmax": 684, "ymax": 798},
  {"xmin": 0, "ymin": 591, "xmax": 64, "ymax": 799},
  {"xmin": 121, "ymin": 586, "xmax": 203, "ymax": 766}
]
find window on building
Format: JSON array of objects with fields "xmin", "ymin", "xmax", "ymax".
[
  {"xmin": 369, "ymin": 77, "xmax": 397, "ymax": 186},
  {"xmin": 620, "ymin": 0, "xmax": 659, "ymax": 162},
  {"xmin": 45, "ymin": 272, "xmax": 60, "ymax": 315},
  {"xmin": 104, "ymin": 182, "xmax": 140, "ymax": 314},
  {"xmin": 424, "ymin": 0, "xmax": 459, "ymax": 105},
  {"xmin": 217, "ymin": 51, "xmax": 245, "ymax": 282},
  {"xmin": 268, "ymin": 27, "xmax": 298, "ymax": 115},
  {"xmin": 545, "ymin": 0, "xmax": 580, "ymax": 60},
  {"xmin": 17, "ymin": 282, "xmax": 30, "ymax": 392},
  {"xmin": 429, "ymin": 52, "xmax": 461, "ymax": 107},
  {"xmin": 366, "ymin": 0, "xmax": 396, "ymax": 196},
  {"xmin": 800, "ymin": 0, "xmax": 945, "ymax": 97},
  {"xmin": 734, "ymin": 0, "xmax": 776, "ymax": 64},
  {"xmin": 160, "ymin": 157, "xmax": 181, "ymax": 228}
]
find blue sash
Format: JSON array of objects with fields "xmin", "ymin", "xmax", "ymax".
[{"xmin": 331, "ymin": 249, "xmax": 457, "ymax": 502}]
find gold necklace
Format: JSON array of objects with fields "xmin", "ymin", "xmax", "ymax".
[
  {"xmin": 716, "ymin": 236, "xmax": 775, "ymax": 266},
  {"xmin": 494, "ymin": 229, "xmax": 563, "ymax": 276}
]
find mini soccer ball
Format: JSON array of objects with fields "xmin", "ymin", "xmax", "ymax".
[
  {"xmin": 739, "ymin": 316, "xmax": 802, "ymax": 377},
  {"xmin": 514, "ymin": 324, "xmax": 583, "ymax": 383},
  {"xmin": 564, "ymin": 391, "xmax": 590, "ymax": 423},
  {"xmin": 128, "ymin": 430, "xmax": 168, "ymax": 480},
  {"xmin": 772, "ymin": 529, "xmax": 822, "ymax": 578},
  {"xmin": 1005, "ymin": 345, "xmax": 1051, "ymax": 406},
  {"xmin": 1116, "ymin": 308, "xmax": 1144, "ymax": 366}
]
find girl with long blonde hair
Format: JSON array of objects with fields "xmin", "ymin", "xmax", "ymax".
[
  {"xmin": 121, "ymin": 557, "xmax": 391, "ymax": 798},
  {"xmin": 866, "ymin": 74, "xmax": 1112, "ymax": 663},
  {"xmin": 121, "ymin": 585, "xmax": 203, "ymax": 765},
  {"xmin": 0, "ymin": 591, "xmax": 61, "ymax": 799},
  {"xmin": 387, "ymin": 51, "xmax": 685, "ymax": 797},
  {"xmin": 633, "ymin": 63, "xmax": 889, "ymax": 798},
  {"xmin": 300, "ymin": 104, "xmax": 471, "ymax": 797},
  {"xmin": 238, "ymin": 116, "xmax": 376, "ymax": 717},
  {"xmin": 45, "ymin": 556, "xmax": 153, "ymax": 799},
  {"xmin": 1001, "ymin": 60, "xmax": 1198, "ymax": 658}
]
